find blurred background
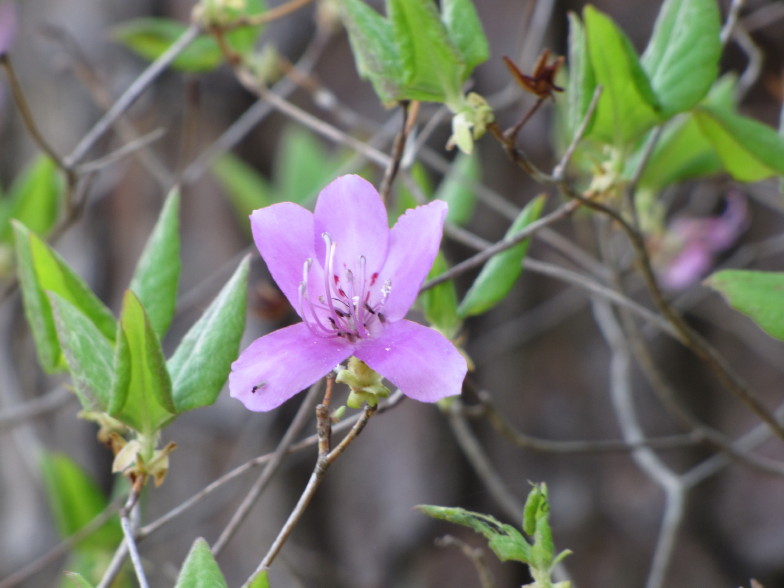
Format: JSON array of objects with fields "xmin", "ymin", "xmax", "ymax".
[{"xmin": 2, "ymin": 0, "xmax": 784, "ymax": 586}]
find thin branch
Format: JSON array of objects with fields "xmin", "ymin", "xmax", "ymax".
[
  {"xmin": 0, "ymin": 387, "xmax": 75, "ymax": 432},
  {"xmin": 119, "ymin": 485, "xmax": 149, "ymax": 588},
  {"xmin": 64, "ymin": 23, "xmax": 201, "ymax": 167},
  {"xmin": 421, "ymin": 200, "xmax": 581, "ymax": 291},
  {"xmin": 434, "ymin": 535, "xmax": 496, "ymax": 588},
  {"xmin": 211, "ymin": 382, "xmax": 323, "ymax": 556},
  {"xmin": 243, "ymin": 402, "xmax": 378, "ymax": 585},
  {"xmin": 721, "ymin": 0, "xmax": 747, "ymax": 45},
  {"xmin": 0, "ymin": 497, "xmax": 123, "ymax": 588},
  {"xmin": 552, "ymin": 85, "xmax": 602, "ymax": 182},
  {"xmin": 378, "ymin": 101, "xmax": 415, "ymax": 203}
]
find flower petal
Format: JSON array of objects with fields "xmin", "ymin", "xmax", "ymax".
[
  {"xmin": 229, "ymin": 323, "xmax": 353, "ymax": 411},
  {"xmin": 251, "ymin": 202, "xmax": 317, "ymax": 314},
  {"xmin": 355, "ymin": 319, "xmax": 466, "ymax": 403},
  {"xmin": 313, "ymin": 175, "xmax": 390, "ymax": 276},
  {"xmin": 380, "ymin": 200, "xmax": 447, "ymax": 321}
]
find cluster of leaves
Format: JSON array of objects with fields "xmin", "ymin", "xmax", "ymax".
[
  {"xmin": 14, "ymin": 188, "xmax": 248, "ymax": 474},
  {"xmin": 418, "ymin": 483, "xmax": 571, "ymax": 588},
  {"xmin": 564, "ymin": 0, "xmax": 784, "ymax": 188},
  {"xmin": 340, "ymin": 0, "xmax": 488, "ymax": 106}
]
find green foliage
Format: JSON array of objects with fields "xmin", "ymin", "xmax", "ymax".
[
  {"xmin": 434, "ymin": 152, "xmax": 478, "ymax": 226},
  {"xmin": 13, "ymin": 222, "xmax": 116, "ymax": 373},
  {"xmin": 692, "ymin": 106, "xmax": 784, "ymax": 182},
  {"xmin": 419, "ymin": 252, "xmax": 460, "ymax": 338},
  {"xmin": 39, "ymin": 452, "xmax": 122, "ymax": 549},
  {"xmin": 706, "ymin": 270, "xmax": 784, "ymax": 341},
  {"xmin": 110, "ymin": 290, "xmax": 176, "ymax": 435},
  {"xmin": 582, "ymin": 6, "xmax": 662, "ymax": 146},
  {"xmin": 40, "ymin": 453, "xmax": 122, "ymax": 587},
  {"xmin": 168, "ymin": 256, "xmax": 249, "ymax": 413},
  {"xmin": 458, "ymin": 195, "xmax": 546, "ymax": 318},
  {"xmin": 113, "ymin": 0, "xmax": 267, "ymax": 73},
  {"xmin": 213, "ymin": 125, "xmax": 339, "ymax": 227},
  {"xmin": 640, "ymin": 0, "xmax": 721, "ymax": 117},
  {"xmin": 174, "ymin": 538, "xmax": 229, "ymax": 588},
  {"xmin": 129, "ymin": 188, "xmax": 181, "ymax": 338},
  {"xmin": 48, "ymin": 293, "xmax": 115, "ymax": 411},
  {"xmin": 112, "ymin": 18, "xmax": 223, "ymax": 73},
  {"xmin": 418, "ymin": 483, "xmax": 570, "ymax": 587},
  {"xmin": 0, "ymin": 155, "xmax": 62, "ymax": 243},
  {"xmin": 340, "ymin": 0, "xmax": 488, "ymax": 104}
]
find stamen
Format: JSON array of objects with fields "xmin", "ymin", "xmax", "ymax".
[
  {"xmin": 299, "ymin": 259, "xmax": 332, "ymax": 336},
  {"xmin": 322, "ymin": 233, "xmax": 343, "ymax": 330}
]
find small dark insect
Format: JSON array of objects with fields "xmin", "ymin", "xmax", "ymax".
[{"xmin": 251, "ymin": 382, "xmax": 267, "ymax": 394}]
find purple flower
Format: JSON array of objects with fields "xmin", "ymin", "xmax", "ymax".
[
  {"xmin": 0, "ymin": 2, "xmax": 17, "ymax": 55},
  {"xmin": 229, "ymin": 175, "xmax": 467, "ymax": 412},
  {"xmin": 655, "ymin": 194, "xmax": 748, "ymax": 291}
]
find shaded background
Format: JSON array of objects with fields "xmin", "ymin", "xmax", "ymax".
[{"xmin": 2, "ymin": 0, "xmax": 784, "ymax": 586}]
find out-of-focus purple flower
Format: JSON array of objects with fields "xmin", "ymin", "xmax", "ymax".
[
  {"xmin": 0, "ymin": 2, "xmax": 17, "ymax": 55},
  {"xmin": 654, "ymin": 194, "xmax": 748, "ymax": 291},
  {"xmin": 229, "ymin": 175, "xmax": 467, "ymax": 412}
]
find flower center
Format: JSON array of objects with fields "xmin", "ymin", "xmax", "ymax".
[{"xmin": 298, "ymin": 232, "xmax": 391, "ymax": 343}]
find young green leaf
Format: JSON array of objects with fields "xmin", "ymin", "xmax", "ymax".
[
  {"xmin": 633, "ymin": 74, "xmax": 736, "ymax": 190},
  {"xmin": 0, "ymin": 155, "xmax": 62, "ymax": 243},
  {"xmin": 110, "ymin": 290, "xmax": 176, "ymax": 434},
  {"xmin": 434, "ymin": 152, "xmax": 478, "ymax": 226},
  {"xmin": 341, "ymin": 0, "xmax": 403, "ymax": 104},
  {"xmin": 247, "ymin": 570, "xmax": 271, "ymax": 588},
  {"xmin": 417, "ymin": 505, "xmax": 532, "ymax": 563},
  {"xmin": 112, "ymin": 18, "xmax": 222, "ymax": 73},
  {"xmin": 48, "ymin": 293, "xmax": 115, "ymax": 411},
  {"xmin": 641, "ymin": 0, "xmax": 721, "ymax": 116},
  {"xmin": 440, "ymin": 0, "xmax": 489, "ymax": 71},
  {"xmin": 565, "ymin": 11, "xmax": 597, "ymax": 141},
  {"xmin": 39, "ymin": 452, "xmax": 121, "ymax": 550},
  {"xmin": 583, "ymin": 6, "xmax": 661, "ymax": 146},
  {"xmin": 693, "ymin": 105, "xmax": 784, "ymax": 182},
  {"xmin": 174, "ymin": 538, "xmax": 228, "ymax": 588},
  {"xmin": 13, "ymin": 222, "xmax": 116, "ymax": 373},
  {"xmin": 129, "ymin": 188, "xmax": 181, "ymax": 339},
  {"xmin": 168, "ymin": 256, "xmax": 249, "ymax": 413},
  {"xmin": 457, "ymin": 195, "xmax": 546, "ymax": 318},
  {"xmin": 213, "ymin": 153, "xmax": 273, "ymax": 224},
  {"xmin": 388, "ymin": 0, "xmax": 465, "ymax": 103},
  {"xmin": 419, "ymin": 252, "xmax": 461, "ymax": 338},
  {"xmin": 705, "ymin": 270, "xmax": 784, "ymax": 341}
]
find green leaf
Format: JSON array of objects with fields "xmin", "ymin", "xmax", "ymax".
[
  {"xmin": 565, "ymin": 12, "xmax": 597, "ymax": 140},
  {"xmin": 388, "ymin": 0, "xmax": 465, "ymax": 103},
  {"xmin": 641, "ymin": 0, "xmax": 721, "ymax": 116},
  {"xmin": 129, "ymin": 189, "xmax": 180, "ymax": 339},
  {"xmin": 693, "ymin": 105, "xmax": 784, "ymax": 182},
  {"xmin": 110, "ymin": 290, "xmax": 175, "ymax": 434},
  {"xmin": 40, "ymin": 452, "xmax": 121, "ymax": 550},
  {"xmin": 277, "ymin": 125, "xmax": 334, "ymax": 205},
  {"xmin": 634, "ymin": 74, "xmax": 736, "ymax": 190},
  {"xmin": 458, "ymin": 195, "xmax": 546, "ymax": 318},
  {"xmin": 0, "ymin": 155, "xmax": 62, "ymax": 243},
  {"xmin": 168, "ymin": 256, "xmax": 249, "ymax": 413},
  {"xmin": 48, "ymin": 294, "xmax": 115, "ymax": 411},
  {"xmin": 13, "ymin": 222, "xmax": 116, "ymax": 373},
  {"xmin": 419, "ymin": 252, "xmax": 461, "ymax": 338},
  {"xmin": 63, "ymin": 572, "xmax": 96, "ymax": 588},
  {"xmin": 705, "ymin": 270, "xmax": 784, "ymax": 341},
  {"xmin": 112, "ymin": 18, "xmax": 223, "ymax": 73},
  {"xmin": 174, "ymin": 538, "xmax": 228, "ymax": 588},
  {"xmin": 584, "ymin": 6, "xmax": 661, "ymax": 146},
  {"xmin": 223, "ymin": 0, "xmax": 267, "ymax": 57},
  {"xmin": 247, "ymin": 569, "xmax": 271, "ymax": 588},
  {"xmin": 341, "ymin": 0, "xmax": 403, "ymax": 103},
  {"xmin": 440, "ymin": 0, "xmax": 489, "ymax": 71},
  {"xmin": 417, "ymin": 505, "xmax": 532, "ymax": 563},
  {"xmin": 213, "ymin": 153, "xmax": 273, "ymax": 225},
  {"xmin": 435, "ymin": 152, "xmax": 478, "ymax": 226}
]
